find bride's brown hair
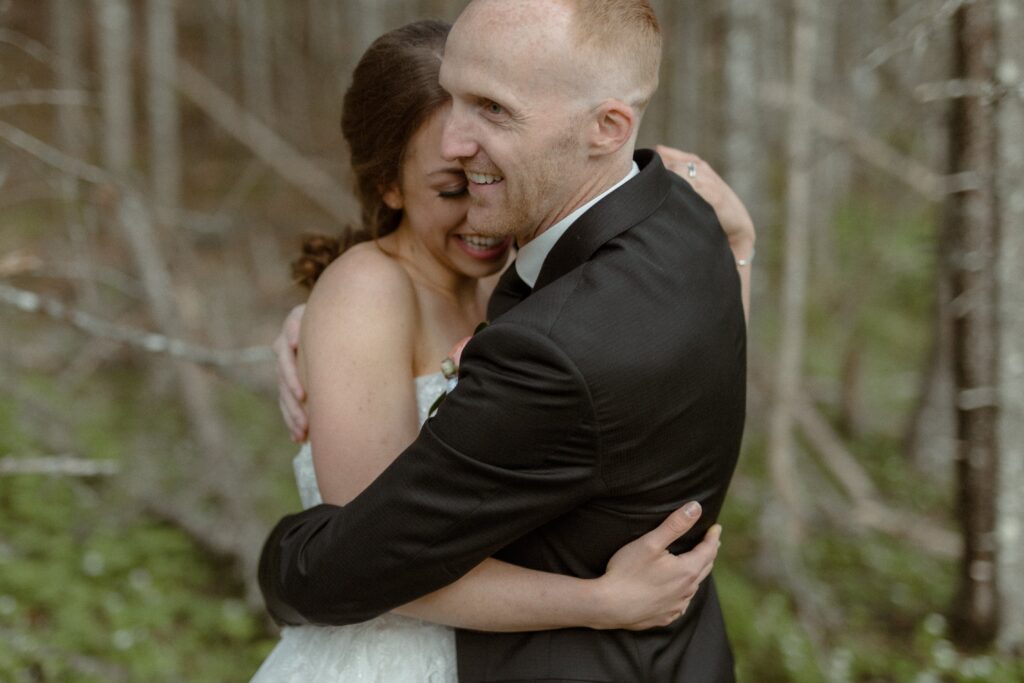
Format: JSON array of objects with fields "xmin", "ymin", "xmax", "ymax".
[{"xmin": 293, "ymin": 20, "xmax": 452, "ymax": 289}]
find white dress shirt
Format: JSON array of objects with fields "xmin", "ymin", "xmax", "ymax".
[{"xmin": 514, "ymin": 162, "xmax": 640, "ymax": 288}]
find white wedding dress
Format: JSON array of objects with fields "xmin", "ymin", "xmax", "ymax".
[{"xmin": 251, "ymin": 372, "xmax": 458, "ymax": 682}]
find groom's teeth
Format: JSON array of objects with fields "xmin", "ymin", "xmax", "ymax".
[
  {"xmin": 459, "ymin": 235, "xmax": 505, "ymax": 249},
  {"xmin": 467, "ymin": 172, "xmax": 503, "ymax": 185}
]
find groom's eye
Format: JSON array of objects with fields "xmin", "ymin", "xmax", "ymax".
[{"xmin": 481, "ymin": 100, "xmax": 507, "ymax": 119}]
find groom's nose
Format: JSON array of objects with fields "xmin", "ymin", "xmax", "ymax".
[{"xmin": 441, "ymin": 103, "xmax": 478, "ymax": 162}]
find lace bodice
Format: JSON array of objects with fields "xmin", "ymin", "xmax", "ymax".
[{"xmin": 292, "ymin": 372, "xmax": 452, "ymax": 508}]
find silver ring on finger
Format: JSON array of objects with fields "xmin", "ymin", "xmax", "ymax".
[{"xmin": 686, "ymin": 162, "xmax": 698, "ymax": 179}]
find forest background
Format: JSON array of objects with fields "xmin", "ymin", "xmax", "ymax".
[{"xmin": 1, "ymin": 0, "xmax": 1022, "ymax": 681}]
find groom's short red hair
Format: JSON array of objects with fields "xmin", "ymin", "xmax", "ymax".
[{"xmin": 564, "ymin": 0, "xmax": 663, "ymax": 112}]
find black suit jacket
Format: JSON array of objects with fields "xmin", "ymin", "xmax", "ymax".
[{"xmin": 259, "ymin": 150, "xmax": 746, "ymax": 682}]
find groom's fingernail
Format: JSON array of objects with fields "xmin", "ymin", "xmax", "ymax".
[{"xmin": 683, "ymin": 501, "xmax": 701, "ymax": 518}]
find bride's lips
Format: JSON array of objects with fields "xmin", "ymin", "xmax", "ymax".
[{"xmin": 455, "ymin": 235, "xmax": 513, "ymax": 260}]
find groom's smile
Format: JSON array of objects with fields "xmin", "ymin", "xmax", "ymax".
[{"xmin": 438, "ymin": 0, "xmax": 600, "ymax": 246}]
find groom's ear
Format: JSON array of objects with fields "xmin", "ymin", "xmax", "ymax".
[{"xmin": 587, "ymin": 99, "xmax": 636, "ymax": 157}]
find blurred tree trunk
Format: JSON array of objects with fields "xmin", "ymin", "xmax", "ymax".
[
  {"xmin": 355, "ymin": 0, "xmax": 388, "ymax": 56},
  {"xmin": 680, "ymin": 0, "xmax": 704, "ymax": 150},
  {"xmin": 146, "ymin": 0, "xmax": 181, "ymax": 228},
  {"xmin": 51, "ymin": 0, "xmax": 99, "ymax": 310},
  {"xmin": 905, "ymin": 259, "xmax": 957, "ymax": 480},
  {"xmin": 995, "ymin": 0, "xmax": 1024, "ymax": 655},
  {"xmin": 723, "ymin": 0, "xmax": 763, "ymax": 219},
  {"xmin": 308, "ymin": 0, "xmax": 343, "ymax": 65},
  {"xmin": 94, "ymin": 0, "xmax": 263, "ymax": 598},
  {"xmin": 238, "ymin": 0, "xmax": 275, "ymax": 126},
  {"xmin": 766, "ymin": 0, "xmax": 820, "ymax": 539},
  {"xmin": 201, "ymin": 1, "xmax": 235, "ymax": 93},
  {"xmin": 273, "ymin": 3, "xmax": 312, "ymax": 147},
  {"xmin": 947, "ymin": 0, "xmax": 999, "ymax": 649},
  {"xmin": 94, "ymin": 0, "xmax": 134, "ymax": 174},
  {"xmin": 52, "ymin": 0, "xmax": 89, "ymax": 158}
]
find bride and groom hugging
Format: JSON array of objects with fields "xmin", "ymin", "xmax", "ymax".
[{"xmin": 256, "ymin": 1, "xmax": 752, "ymax": 681}]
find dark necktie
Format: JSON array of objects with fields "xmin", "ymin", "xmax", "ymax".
[{"xmin": 486, "ymin": 262, "xmax": 532, "ymax": 320}]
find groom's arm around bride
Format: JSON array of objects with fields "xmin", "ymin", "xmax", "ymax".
[{"xmin": 261, "ymin": 1, "xmax": 747, "ymax": 680}]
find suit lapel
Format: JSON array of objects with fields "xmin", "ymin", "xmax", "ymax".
[{"xmin": 533, "ymin": 149, "xmax": 672, "ymax": 292}]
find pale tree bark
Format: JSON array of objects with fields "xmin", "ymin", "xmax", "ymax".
[
  {"xmin": 200, "ymin": 1, "xmax": 235, "ymax": 94},
  {"xmin": 947, "ymin": 0, "xmax": 1000, "ymax": 649},
  {"xmin": 146, "ymin": 0, "xmax": 182, "ymax": 228},
  {"xmin": 995, "ymin": 0, "xmax": 1024, "ymax": 656},
  {"xmin": 51, "ymin": 0, "xmax": 89, "ymax": 159},
  {"xmin": 272, "ymin": 3, "xmax": 312, "ymax": 147},
  {"xmin": 115, "ymin": 192, "xmax": 264, "ymax": 599},
  {"xmin": 657, "ymin": 0, "xmax": 700, "ymax": 149},
  {"xmin": 94, "ymin": 0, "xmax": 134, "ymax": 175},
  {"xmin": 679, "ymin": 0, "xmax": 704, "ymax": 150},
  {"xmin": 354, "ymin": 0, "xmax": 388, "ymax": 56},
  {"xmin": 723, "ymin": 0, "xmax": 762, "ymax": 218},
  {"xmin": 904, "ymin": 0, "xmax": 959, "ymax": 481},
  {"xmin": 905, "ymin": 269, "xmax": 957, "ymax": 481},
  {"xmin": 766, "ymin": 0, "xmax": 820, "ymax": 540},
  {"xmin": 237, "ymin": 0, "xmax": 275, "ymax": 126},
  {"xmin": 308, "ymin": 0, "xmax": 344, "ymax": 65},
  {"xmin": 51, "ymin": 0, "xmax": 99, "ymax": 310}
]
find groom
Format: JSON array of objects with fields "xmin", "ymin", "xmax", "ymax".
[{"xmin": 260, "ymin": 1, "xmax": 747, "ymax": 680}]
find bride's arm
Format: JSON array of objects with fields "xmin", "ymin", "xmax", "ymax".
[
  {"xmin": 301, "ymin": 249, "xmax": 719, "ymax": 632},
  {"xmin": 394, "ymin": 508, "xmax": 721, "ymax": 632},
  {"xmin": 300, "ymin": 249, "xmax": 421, "ymax": 506}
]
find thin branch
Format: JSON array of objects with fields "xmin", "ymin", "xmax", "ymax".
[
  {"xmin": 915, "ymin": 78, "xmax": 1001, "ymax": 102},
  {"xmin": 0, "ymin": 455, "xmax": 119, "ymax": 477},
  {"xmin": 0, "ymin": 282, "xmax": 273, "ymax": 366},
  {"xmin": 0, "ymin": 88, "xmax": 94, "ymax": 109},
  {"xmin": 861, "ymin": 0, "xmax": 970, "ymax": 72},
  {"xmin": 0, "ymin": 27, "xmax": 59, "ymax": 67},
  {"xmin": 760, "ymin": 84, "xmax": 948, "ymax": 200},
  {"xmin": 0, "ymin": 120, "xmax": 110, "ymax": 185},
  {"xmin": 174, "ymin": 59, "xmax": 354, "ymax": 225},
  {"xmin": 795, "ymin": 396, "xmax": 961, "ymax": 558}
]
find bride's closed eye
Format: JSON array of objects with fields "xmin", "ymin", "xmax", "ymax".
[{"xmin": 438, "ymin": 186, "xmax": 468, "ymax": 199}]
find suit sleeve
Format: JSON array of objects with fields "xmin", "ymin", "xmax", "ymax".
[{"xmin": 258, "ymin": 322, "xmax": 604, "ymax": 626}]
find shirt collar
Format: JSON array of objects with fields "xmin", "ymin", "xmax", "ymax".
[{"xmin": 515, "ymin": 162, "xmax": 640, "ymax": 288}]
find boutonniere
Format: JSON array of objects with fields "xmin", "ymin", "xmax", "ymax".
[{"xmin": 428, "ymin": 321, "xmax": 489, "ymax": 417}]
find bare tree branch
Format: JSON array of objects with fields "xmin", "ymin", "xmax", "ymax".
[
  {"xmin": 174, "ymin": 59, "xmax": 354, "ymax": 225},
  {"xmin": 0, "ymin": 27, "xmax": 59, "ymax": 66},
  {"xmin": 796, "ymin": 397, "xmax": 961, "ymax": 558},
  {"xmin": 0, "ymin": 282, "xmax": 272, "ymax": 366},
  {"xmin": 760, "ymin": 84, "xmax": 948, "ymax": 200},
  {"xmin": 0, "ymin": 120, "xmax": 110, "ymax": 185},
  {"xmin": 862, "ymin": 0, "xmax": 970, "ymax": 72},
  {"xmin": 0, "ymin": 89, "xmax": 93, "ymax": 109},
  {"xmin": 0, "ymin": 455, "xmax": 119, "ymax": 477}
]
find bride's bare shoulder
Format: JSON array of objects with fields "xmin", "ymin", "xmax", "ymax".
[{"xmin": 305, "ymin": 241, "xmax": 417, "ymax": 326}]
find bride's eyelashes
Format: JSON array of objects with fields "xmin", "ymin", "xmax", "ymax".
[{"xmin": 438, "ymin": 186, "xmax": 469, "ymax": 199}]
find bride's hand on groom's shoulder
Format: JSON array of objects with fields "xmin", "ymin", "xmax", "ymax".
[
  {"xmin": 274, "ymin": 304, "xmax": 309, "ymax": 442},
  {"xmin": 592, "ymin": 502, "xmax": 722, "ymax": 631},
  {"xmin": 655, "ymin": 145, "xmax": 756, "ymax": 253}
]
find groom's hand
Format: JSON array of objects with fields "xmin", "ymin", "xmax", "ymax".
[
  {"xmin": 274, "ymin": 304, "xmax": 309, "ymax": 442},
  {"xmin": 594, "ymin": 501, "xmax": 721, "ymax": 631}
]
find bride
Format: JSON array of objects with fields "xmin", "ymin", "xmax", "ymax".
[{"xmin": 255, "ymin": 19, "xmax": 754, "ymax": 683}]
